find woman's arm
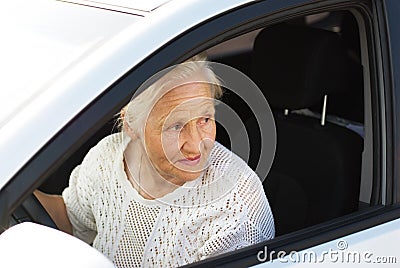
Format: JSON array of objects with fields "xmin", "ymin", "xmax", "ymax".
[{"xmin": 33, "ymin": 190, "xmax": 73, "ymax": 235}]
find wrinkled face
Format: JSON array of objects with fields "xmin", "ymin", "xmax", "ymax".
[{"xmin": 144, "ymin": 82, "xmax": 216, "ymax": 185}]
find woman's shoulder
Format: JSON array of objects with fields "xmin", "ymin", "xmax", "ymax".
[
  {"xmin": 95, "ymin": 132, "xmax": 126, "ymax": 150},
  {"xmin": 82, "ymin": 132, "xmax": 127, "ymax": 165},
  {"xmin": 203, "ymin": 142, "xmax": 263, "ymax": 200},
  {"xmin": 210, "ymin": 142, "xmax": 256, "ymax": 179}
]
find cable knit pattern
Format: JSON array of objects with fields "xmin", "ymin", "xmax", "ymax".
[{"xmin": 62, "ymin": 133, "xmax": 275, "ymax": 267}]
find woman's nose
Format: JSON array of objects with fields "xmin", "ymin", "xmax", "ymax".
[{"xmin": 180, "ymin": 121, "xmax": 203, "ymax": 155}]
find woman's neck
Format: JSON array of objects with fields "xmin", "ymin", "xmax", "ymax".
[{"xmin": 124, "ymin": 139, "xmax": 180, "ymax": 200}]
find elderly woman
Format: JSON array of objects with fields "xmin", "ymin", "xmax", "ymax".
[{"xmin": 35, "ymin": 55, "xmax": 275, "ymax": 267}]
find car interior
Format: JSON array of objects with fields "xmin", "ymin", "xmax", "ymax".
[
  {"xmin": 207, "ymin": 11, "xmax": 366, "ymax": 236},
  {"xmin": 12, "ymin": 10, "xmax": 371, "ymax": 241}
]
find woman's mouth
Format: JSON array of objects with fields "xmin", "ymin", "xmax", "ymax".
[{"xmin": 178, "ymin": 155, "xmax": 201, "ymax": 166}]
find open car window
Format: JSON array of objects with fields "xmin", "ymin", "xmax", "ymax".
[
  {"xmin": 32, "ymin": 7, "xmax": 374, "ymax": 244},
  {"xmin": 207, "ymin": 10, "xmax": 371, "ymax": 236}
]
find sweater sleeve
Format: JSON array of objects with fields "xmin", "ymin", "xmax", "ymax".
[
  {"xmin": 197, "ymin": 170, "xmax": 275, "ymax": 260},
  {"xmin": 62, "ymin": 147, "xmax": 98, "ymax": 244},
  {"xmin": 197, "ymin": 201, "xmax": 248, "ymax": 260},
  {"xmin": 237, "ymin": 171, "xmax": 275, "ymax": 241}
]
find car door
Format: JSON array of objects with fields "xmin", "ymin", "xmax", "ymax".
[{"xmin": 1, "ymin": 0, "xmax": 399, "ymax": 267}]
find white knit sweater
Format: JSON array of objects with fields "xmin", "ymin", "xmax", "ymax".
[{"xmin": 62, "ymin": 133, "xmax": 275, "ymax": 267}]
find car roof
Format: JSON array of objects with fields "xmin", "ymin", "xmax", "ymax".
[
  {"xmin": 62, "ymin": 0, "xmax": 173, "ymax": 14},
  {"xmin": 0, "ymin": 0, "xmax": 141, "ymax": 129},
  {"xmin": 0, "ymin": 0, "xmax": 253, "ymax": 190}
]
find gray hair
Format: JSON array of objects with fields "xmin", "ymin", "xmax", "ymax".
[{"xmin": 120, "ymin": 54, "xmax": 223, "ymax": 135}]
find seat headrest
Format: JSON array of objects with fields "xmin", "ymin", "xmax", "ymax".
[{"xmin": 252, "ymin": 23, "xmax": 350, "ymax": 110}]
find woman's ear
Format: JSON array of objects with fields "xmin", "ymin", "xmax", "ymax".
[
  {"xmin": 123, "ymin": 121, "xmax": 138, "ymax": 140},
  {"xmin": 121, "ymin": 109, "xmax": 138, "ymax": 140}
]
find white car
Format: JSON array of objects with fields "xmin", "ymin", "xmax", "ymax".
[{"xmin": 0, "ymin": 0, "xmax": 399, "ymax": 267}]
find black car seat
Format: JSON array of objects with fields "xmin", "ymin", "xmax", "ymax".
[
  {"xmin": 309, "ymin": 11, "xmax": 364, "ymax": 124},
  {"xmin": 251, "ymin": 23, "xmax": 364, "ymax": 235}
]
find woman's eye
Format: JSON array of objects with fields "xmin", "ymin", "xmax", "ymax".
[
  {"xmin": 199, "ymin": 117, "xmax": 212, "ymax": 126},
  {"xmin": 167, "ymin": 123, "xmax": 182, "ymax": 132}
]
